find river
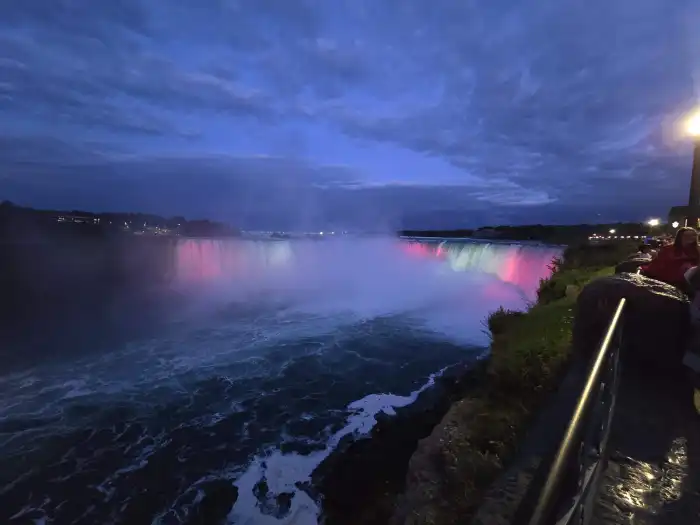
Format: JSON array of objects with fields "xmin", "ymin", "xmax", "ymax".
[{"xmin": 0, "ymin": 237, "xmax": 560, "ymax": 525}]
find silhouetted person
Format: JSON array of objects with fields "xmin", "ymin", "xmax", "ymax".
[
  {"xmin": 641, "ymin": 227, "xmax": 700, "ymax": 290},
  {"xmin": 630, "ymin": 244, "xmax": 653, "ymax": 261},
  {"xmin": 682, "ymin": 265, "xmax": 700, "ymax": 413}
]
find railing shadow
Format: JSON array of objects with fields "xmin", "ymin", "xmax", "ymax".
[{"xmin": 511, "ymin": 298, "xmax": 626, "ymax": 525}]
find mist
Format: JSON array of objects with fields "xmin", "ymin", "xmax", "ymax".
[{"xmin": 170, "ymin": 237, "xmax": 556, "ymax": 341}]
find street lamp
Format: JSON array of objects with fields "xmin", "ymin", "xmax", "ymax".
[
  {"xmin": 647, "ymin": 218, "xmax": 660, "ymax": 237},
  {"xmin": 687, "ymin": 111, "xmax": 700, "ymax": 137},
  {"xmin": 672, "ymin": 221, "xmax": 680, "ymax": 229},
  {"xmin": 685, "ymin": 110, "xmax": 700, "ymax": 227},
  {"xmin": 609, "ymin": 229, "xmax": 616, "ymax": 234}
]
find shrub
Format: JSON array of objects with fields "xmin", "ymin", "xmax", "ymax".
[
  {"xmin": 536, "ymin": 243, "xmax": 632, "ymax": 305},
  {"xmin": 489, "ymin": 298, "xmax": 576, "ymax": 393},
  {"xmin": 560, "ymin": 241, "xmax": 637, "ymax": 270},
  {"xmin": 486, "ymin": 307, "xmax": 524, "ymax": 336}
]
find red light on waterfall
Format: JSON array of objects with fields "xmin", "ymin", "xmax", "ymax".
[
  {"xmin": 494, "ymin": 249, "xmax": 556, "ymax": 295},
  {"xmin": 498, "ymin": 252, "xmax": 519, "ymax": 286},
  {"xmin": 402, "ymin": 242, "xmax": 446, "ymax": 259},
  {"xmin": 402, "ymin": 242, "xmax": 558, "ymax": 301},
  {"xmin": 176, "ymin": 240, "xmax": 234, "ymax": 281},
  {"xmin": 403, "ymin": 243, "xmax": 429, "ymax": 257}
]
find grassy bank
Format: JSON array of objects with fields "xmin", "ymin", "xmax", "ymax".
[{"xmin": 402, "ymin": 241, "xmax": 636, "ymax": 523}]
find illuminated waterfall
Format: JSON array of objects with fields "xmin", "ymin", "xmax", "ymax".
[{"xmin": 403, "ymin": 240, "xmax": 561, "ymax": 294}]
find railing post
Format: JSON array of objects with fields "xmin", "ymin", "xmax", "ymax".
[{"xmin": 512, "ymin": 298, "xmax": 626, "ymax": 525}]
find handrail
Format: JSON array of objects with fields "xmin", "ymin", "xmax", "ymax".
[{"xmin": 513, "ymin": 297, "xmax": 626, "ymax": 525}]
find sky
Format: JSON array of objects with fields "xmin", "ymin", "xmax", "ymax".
[{"xmin": 1, "ymin": 0, "xmax": 700, "ymax": 230}]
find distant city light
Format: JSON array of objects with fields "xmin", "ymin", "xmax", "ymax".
[
  {"xmin": 647, "ymin": 218, "xmax": 660, "ymax": 227},
  {"xmin": 686, "ymin": 110, "xmax": 700, "ymax": 138},
  {"xmin": 609, "ymin": 229, "xmax": 616, "ymax": 234}
]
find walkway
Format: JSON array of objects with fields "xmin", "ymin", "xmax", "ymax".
[{"xmin": 592, "ymin": 364, "xmax": 700, "ymax": 524}]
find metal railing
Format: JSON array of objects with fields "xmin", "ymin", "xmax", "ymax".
[{"xmin": 512, "ymin": 298, "xmax": 626, "ymax": 525}]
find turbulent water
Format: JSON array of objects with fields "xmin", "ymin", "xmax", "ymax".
[{"xmin": 0, "ymin": 237, "xmax": 560, "ymax": 525}]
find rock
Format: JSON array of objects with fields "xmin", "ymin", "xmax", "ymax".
[
  {"xmin": 573, "ymin": 273, "xmax": 690, "ymax": 370},
  {"xmin": 185, "ymin": 479, "xmax": 238, "ymax": 525},
  {"xmin": 252, "ymin": 476, "xmax": 295, "ymax": 519},
  {"xmin": 311, "ymin": 360, "xmax": 488, "ymax": 525},
  {"xmin": 390, "ymin": 397, "xmax": 504, "ymax": 525},
  {"xmin": 565, "ymin": 284, "xmax": 580, "ymax": 299},
  {"xmin": 614, "ymin": 258, "xmax": 648, "ymax": 274}
]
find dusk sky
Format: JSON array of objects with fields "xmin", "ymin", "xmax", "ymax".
[{"xmin": 1, "ymin": 1, "xmax": 700, "ymax": 230}]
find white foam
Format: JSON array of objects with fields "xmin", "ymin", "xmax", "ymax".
[{"xmin": 229, "ymin": 368, "xmax": 446, "ymax": 524}]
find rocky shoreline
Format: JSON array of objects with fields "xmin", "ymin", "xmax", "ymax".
[{"xmin": 310, "ymin": 357, "xmax": 489, "ymax": 525}]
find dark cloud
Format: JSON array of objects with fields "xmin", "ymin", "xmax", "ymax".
[
  {"xmin": 0, "ymin": 136, "xmax": 107, "ymax": 165},
  {"xmin": 0, "ymin": 39, "xmax": 275, "ymax": 136},
  {"xmin": 326, "ymin": 0, "xmax": 699, "ymax": 205},
  {"xmin": 0, "ymin": 0, "xmax": 375, "ymax": 147},
  {"xmin": 0, "ymin": 0, "xmax": 151, "ymax": 41},
  {"xmin": 0, "ymin": 0, "xmax": 698, "ymax": 226},
  {"xmin": 0, "ymin": 137, "xmax": 516, "ymax": 229}
]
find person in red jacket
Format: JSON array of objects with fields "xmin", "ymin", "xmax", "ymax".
[{"xmin": 641, "ymin": 227, "xmax": 700, "ymax": 290}]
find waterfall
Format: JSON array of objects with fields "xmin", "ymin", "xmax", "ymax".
[
  {"xmin": 173, "ymin": 238, "xmax": 294, "ymax": 282},
  {"xmin": 404, "ymin": 240, "xmax": 562, "ymax": 294},
  {"xmin": 174, "ymin": 238, "xmax": 562, "ymax": 298}
]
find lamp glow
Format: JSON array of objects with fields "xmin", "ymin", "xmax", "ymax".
[
  {"xmin": 609, "ymin": 229, "xmax": 616, "ymax": 234},
  {"xmin": 672, "ymin": 221, "xmax": 680, "ymax": 228},
  {"xmin": 647, "ymin": 218, "xmax": 660, "ymax": 227},
  {"xmin": 687, "ymin": 111, "xmax": 700, "ymax": 138}
]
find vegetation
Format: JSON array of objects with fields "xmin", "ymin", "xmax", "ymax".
[
  {"xmin": 400, "ymin": 223, "xmax": 656, "ymax": 244},
  {"xmin": 417, "ymin": 240, "xmax": 636, "ymax": 523},
  {"xmin": 0, "ymin": 201, "xmax": 240, "ymax": 240},
  {"xmin": 536, "ymin": 241, "xmax": 637, "ymax": 304}
]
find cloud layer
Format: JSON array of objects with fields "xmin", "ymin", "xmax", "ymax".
[{"xmin": 1, "ymin": 0, "xmax": 699, "ymax": 228}]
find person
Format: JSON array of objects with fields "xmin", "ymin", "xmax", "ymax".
[
  {"xmin": 682, "ymin": 265, "xmax": 700, "ymax": 414},
  {"xmin": 640, "ymin": 227, "xmax": 700, "ymax": 290},
  {"xmin": 686, "ymin": 265, "xmax": 700, "ymax": 318},
  {"xmin": 629, "ymin": 244, "xmax": 653, "ymax": 261}
]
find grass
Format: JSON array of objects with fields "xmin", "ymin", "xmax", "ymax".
[{"xmin": 409, "ymin": 241, "xmax": 632, "ymax": 524}]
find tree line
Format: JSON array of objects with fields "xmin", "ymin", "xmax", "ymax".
[
  {"xmin": 399, "ymin": 223, "xmax": 655, "ymax": 244},
  {"xmin": 0, "ymin": 201, "xmax": 240, "ymax": 240}
]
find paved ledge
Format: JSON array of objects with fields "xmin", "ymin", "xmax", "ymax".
[
  {"xmin": 592, "ymin": 364, "xmax": 700, "ymax": 525},
  {"xmin": 470, "ymin": 355, "xmax": 589, "ymax": 525}
]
